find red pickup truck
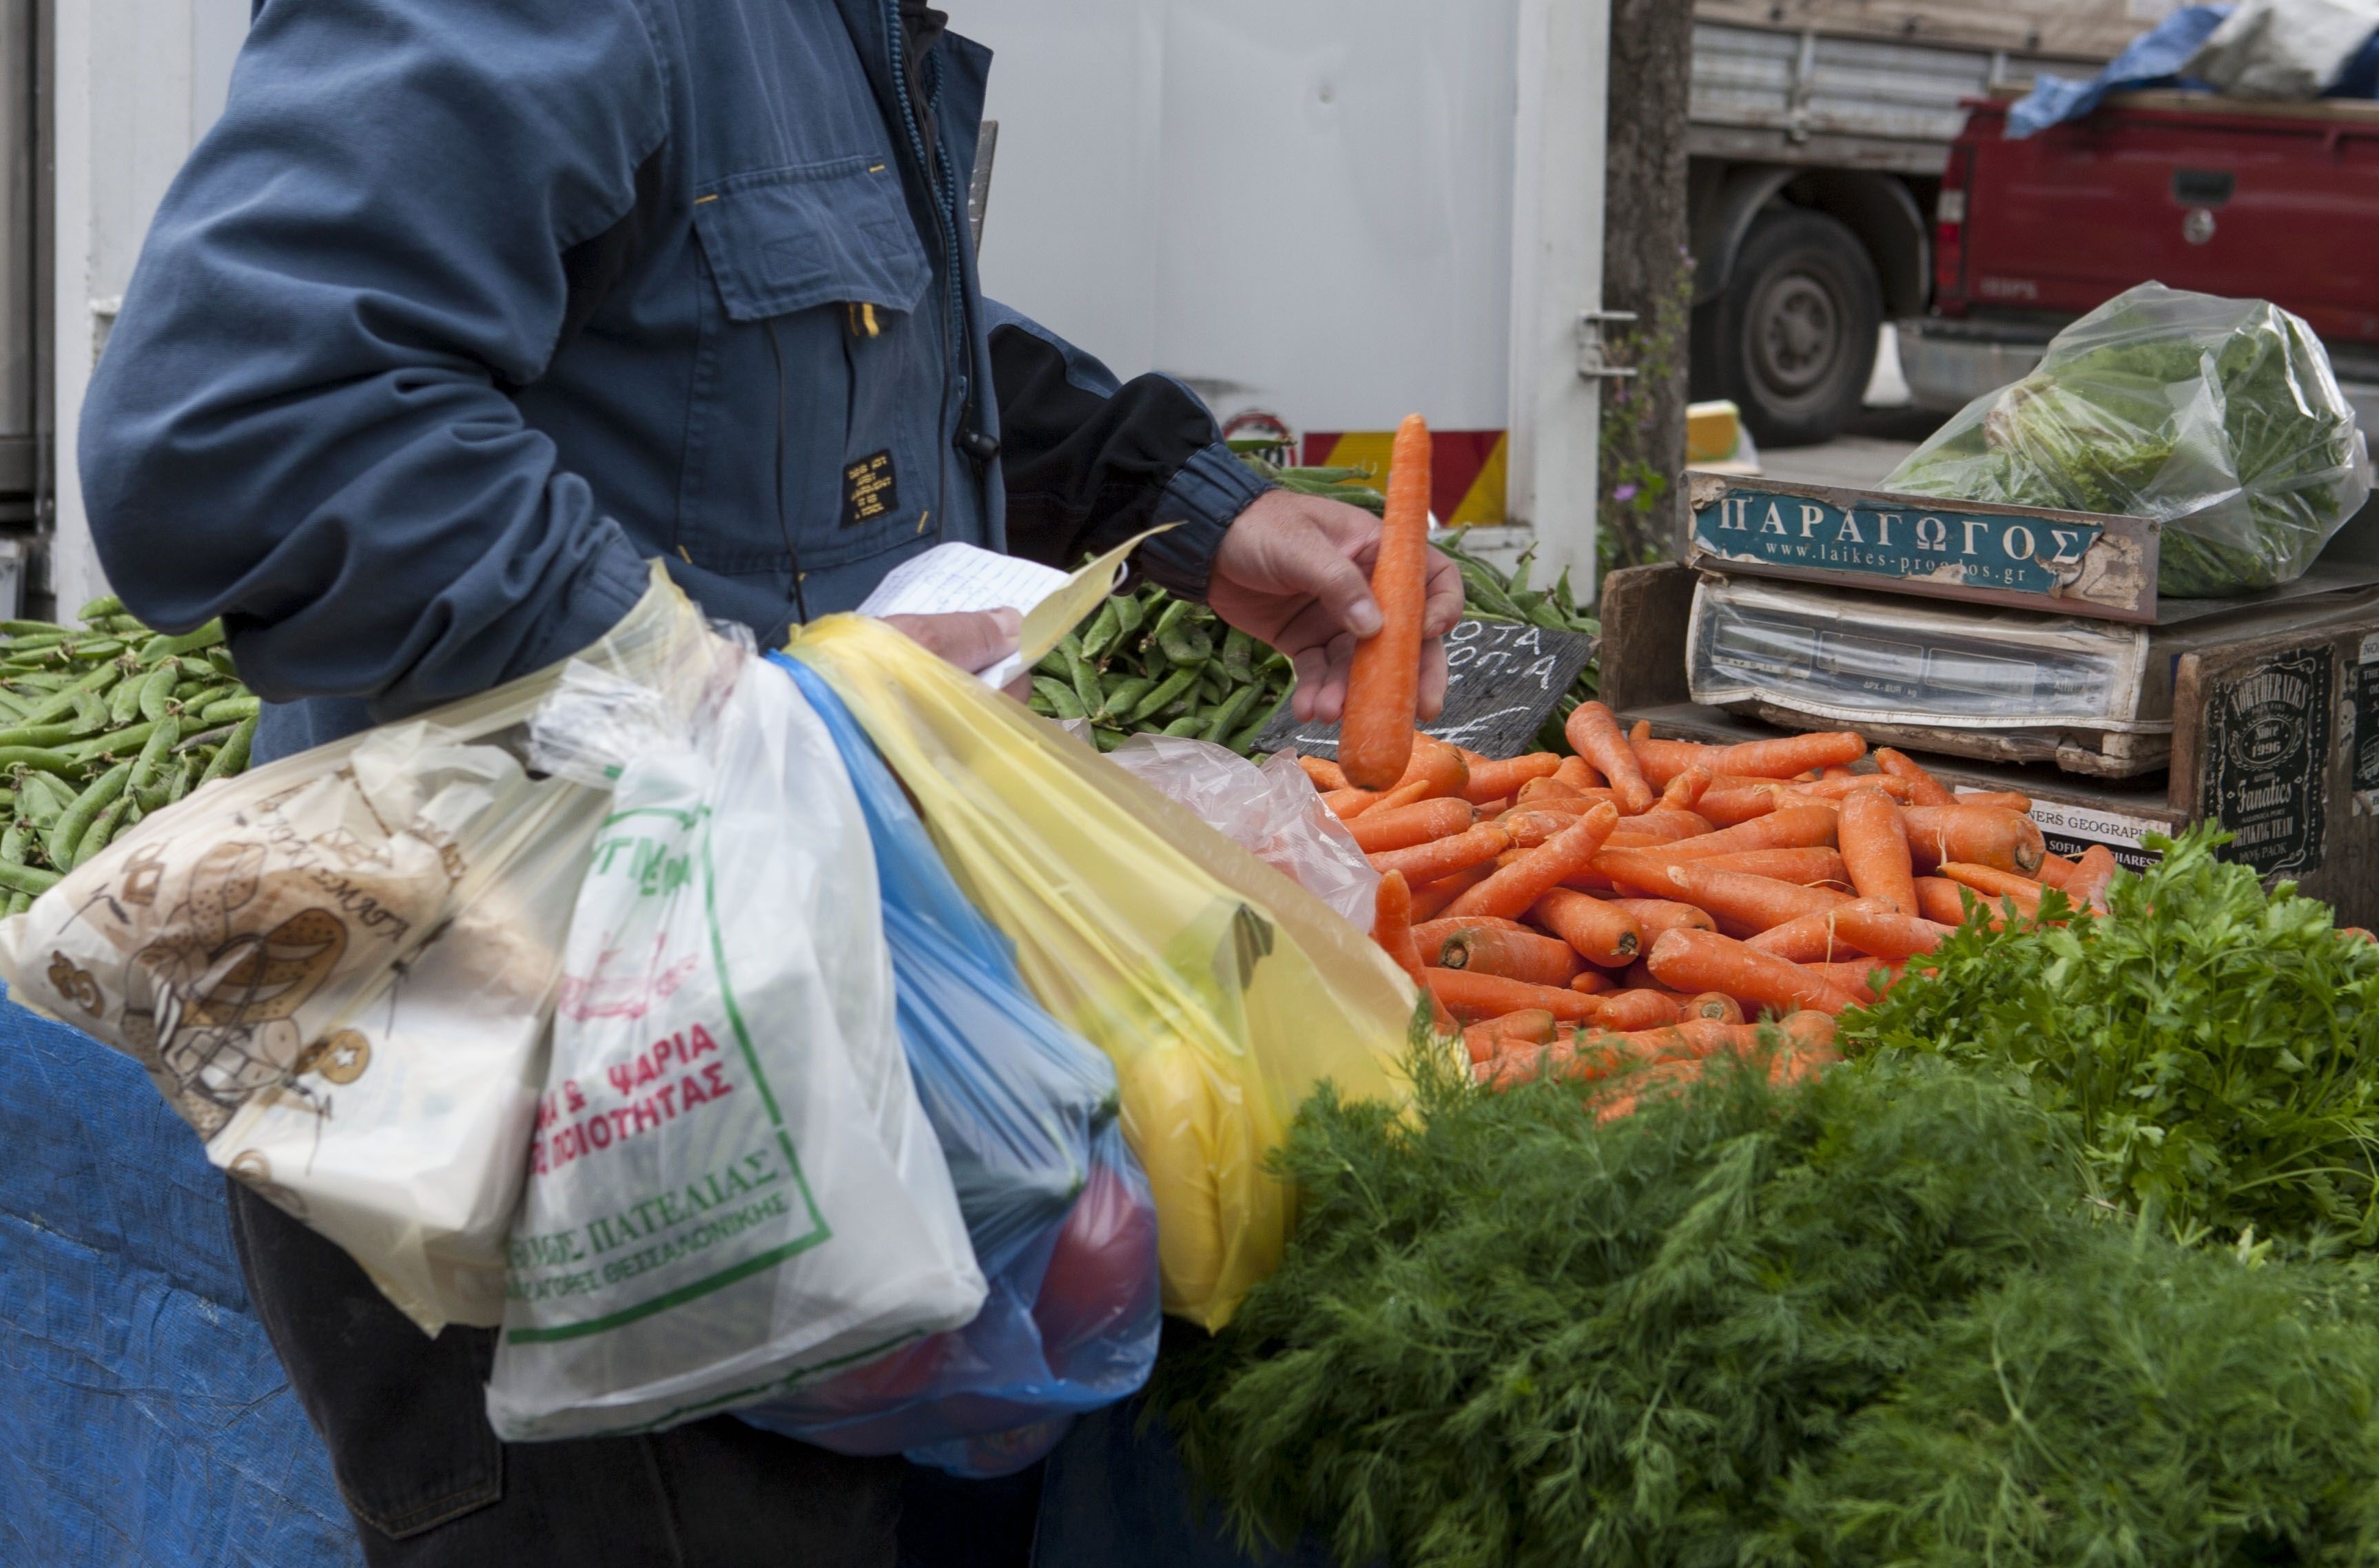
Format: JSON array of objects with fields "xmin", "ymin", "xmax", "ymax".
[{"xmin": 1900, "ymin": 90, "xmax": 2379, "ymax": 427}]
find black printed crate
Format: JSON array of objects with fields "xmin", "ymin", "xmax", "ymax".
[{"xmin": 1600, "ymin": 563, "xmax": 2379, "ymax": 926}]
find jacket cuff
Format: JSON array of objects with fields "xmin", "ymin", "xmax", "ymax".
[
  {"xmin": 1138, "ymin": 441, "xmax": 1273, "ymax": 601},
  {"xmin": 511, "ymin": 522, "xmax": 655, "ymax": 675}
]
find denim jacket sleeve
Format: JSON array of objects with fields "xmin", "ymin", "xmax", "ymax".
[
  {"xmin": 77, "ymin": 0, "xmax": 665, "ymax": 716},
  {"xmin": 982, "ymin": 300, "xmax": 1272, "ymax": 601}
]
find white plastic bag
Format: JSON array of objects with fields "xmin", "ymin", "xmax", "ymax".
[
  {"xmin": 1104, "ymin": 735, "xmax": 1380, "ymax": 929},
  {"xmin": 0, "ymin": 568, "xmax": 713, "ymax": 1332},
  {"xmin": 484, "ymin": 648, "xmax": 984, "ymax": 1441}
]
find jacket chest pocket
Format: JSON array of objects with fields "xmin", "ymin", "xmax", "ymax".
[{"xmin": 682, "ymin": 158, "xmax": 945, "ymax": 581}]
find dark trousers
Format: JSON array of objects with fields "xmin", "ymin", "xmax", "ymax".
[{"xmin": 227, "ymin": 1180, "xmax": 913, "ymax": 1567}]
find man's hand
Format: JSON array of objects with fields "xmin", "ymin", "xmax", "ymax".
[
  {"xmin": 1207, "ymin": 489, "xmax": 1465, "ymax": 724},
  {"xmin": 880, "ymin": 608, "xmax": 1031, "ymax": 699}
]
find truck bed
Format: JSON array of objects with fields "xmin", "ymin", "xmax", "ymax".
[{"xmin": 1694, "ymin": 0, "xmax": 2148, "ymax": 63}]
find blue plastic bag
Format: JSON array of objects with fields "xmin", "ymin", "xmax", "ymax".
[
  {"xmin": 2007, "ymin": 6, "xmax": 2229, "ymax": 138},
  {"xmin": 738, "ymin": 656, "xmax": 1160, "ymax": 1477}
]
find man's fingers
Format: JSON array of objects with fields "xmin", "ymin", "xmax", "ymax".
[
  {"xmin": 1420, "ymin": 549, "xmax": 1466, "ymax": 638},
  {"xmin": 880, "ymin": 608, "xmax": 1021, "ymax": 674},
  {"xmin": 1415, "ymin": 636, "xmax": 1450, "ymax": 722},
  {"xmin": 1290, "ymin": 535, "xmax": 1384, "ymax": 641}
]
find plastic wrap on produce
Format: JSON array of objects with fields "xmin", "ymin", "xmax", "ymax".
[
  {"xmin": 1104, "ymin": 735, "xmax": 1381, "ymax": 931},
  {"xmin": 1884, "ymin": 283, "xmax": 2372, "ymax": 596}
]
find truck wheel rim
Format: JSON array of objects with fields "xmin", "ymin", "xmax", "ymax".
[{"xmin": 1751, "ymin": 271, "xmax": 1841, "ymax": 398}]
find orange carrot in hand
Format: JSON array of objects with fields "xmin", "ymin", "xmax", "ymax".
[
  {"xmin": 1565, "ymin": 702, "xmax": 1656, "ymax": 814},
  {"xmin": 1530, "ymin": 887, "xmax": 1644, "ymax": 966},
  {"xmin": 1337, "ymin": 413, "xmax": 1432, "ymax": 788},
  {"xmin": 1645, "ymin": 928, "xmax": 1861, "ymax": 1016},
  {"xmin": 1348, "ymin": 797, "xmax": 1474, "ymax": 854},
  {"xmin": 1837, "ymin": 787, "xmax": 1917, "ymax": 914},
  {"xmin": 1439, "ymin": 925, "xmax": 1583, "ymax": 988},
  {"xmin": 1370, "ymin": 823, "xmax": 1511, "ymax": 885},
  {"xmin": 1445, "ymin": 803, "xmax": 1622, "ymax": 921},
  {"xmin": 1901, "ymin": 805, "xmax": 2045, "ymax": 875},
  {"xmin": 1423, "ymin": 967, "xmax": 1603, "ymax": 1024}
]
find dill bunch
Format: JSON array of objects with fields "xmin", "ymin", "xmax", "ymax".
[{"xmin": 1848, "ymin": 823, "xmax": 2379, "ymax": 1250}]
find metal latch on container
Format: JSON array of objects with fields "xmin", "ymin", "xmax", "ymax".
[{"xmin": 1577, "ymin": 309, "xmax": 1638, "ymax": 381}]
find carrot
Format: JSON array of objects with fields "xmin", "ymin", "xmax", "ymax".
[
  {"xmin": 1642, "ymin": 804, "xmax": 1840, "ymax": 860},
  {"xmin": 1498, "ymin": 808, "xmax": 1591, "ymax": 850},
  {"xmin": 1740, "ymin": 914, "xmax": 1858, "ymax": 964},
  {"xmin": 1837, "ymin": 787, "xmax": 1917, "ymax": 914},
  {"xmin": 1693, "ymin": 787, "xmax": 1786, "ymax": 828},
  {"xmin": 1611, "ymin": 898, "xmax": 1716, "ymax": 942},
  {"xmin": 1746, "ymin": 899, "xmax": 1953, "ymax": 963},
  {"xmin": 1644, "ymin": 928, "xmax": 1861, "ymax": 1016},
  {"xmin": 1872, "ymin": 747, "xmax": 1957, "ymax": 807},
  {"xmin": 2070, "ymin": 843, "xmax": 2119, "ymax": 913},
  {"xmin": 1693, "ymin": 847, "xmax": 1851, "ymax": 887},
  {"xmin": 1515, "ymin": 781, "xmax": 1618, "ymax": 812},
  {"xmin": 1370, "ymin": 871, "xmax": 1425, "ymax": 982},
  {"xmin": 1939, "ymin": 862, "xmax": 2046, "ymax": 918},
  {"xmin": 1706, "ymin": 731, "xmax": 1867, "ymax": 780},
  {"xmin": 1529, "ymin": 887, "xmax": 1644, "ymax": 967},
  {"xmin": 1786, "ymin": 774, "xmax": 1916, "ymax": 803},
  {"xmin": 1320, "ymin": 787, "xmax": 1378, "ymax": 820},
  {"xmin": 1370, "ymin": 734, "xmax": 1471, "ymax": 812},
  {"xmin": 1553, "ymin": 755, "xmax": 1601, "ymax": 792},
  {"xmin": 1439, "ymin": 925, "xmax": 1583, "ymax": 989},
  {"xmin": 1615, "ymin": 807, "xmax": 1716, "ymax": 840},
  {"xmin": 1955, "ymin": 790, "xmax": 2033, "ymax": 812},
  {"xmin": 1410, "ymin": 861, "xmax": 1497, "ymax": 922},
  {"xmin": 1812, "ymin": 959, "xmax": 1902, "ymax": 1004},
  {"xmin": 1565, "ymin": 702, "xmax": 1657, "ymax": 814},
  {"xmin": 1592, "ymin": 988, "xmax": 1682, "ymax": 1031},
  {"xmin": 1682, "ymin": 991, "xmax": 1743, "ymax": 1024},
  {"xmin": 1661, "ymin": 862, "xmax": 1852, "ymax": 935},
  {"xmin": 1411, "ymin": 914, "xmax": 1532, "ymax": 956},
  {"xmin": 1445, "ymin": 803, "xmax": 1623, "ymax": 922},
  {"xmin": 1369, "ymin": 822, "xmax": 1511, "ymax": 885},
  {"xmin": 1423, "ymin": 967, "xmax": 1604, "ymax": 1024},
  {"xmin": 1296, "ymin": 754, "xmax": 1350, "ymax": 792},
  {"xmin": 2033, "ymin": 851, "xmax": 2080, "ymax": 891},
  {"xmin": 1348, "ymin": 797, "xmax": 1475, "ymax": 854},
  {"xmin": 1461, "ymin": 1008, "xmax": 1558, "ymax": 1064},
  {"xmin": 1900, "ymin": 804, "xmax": 2045, "ymax": 875},
  {"xmin": 1569, "ymin": 967, "xmax": 1616, "ymax": 994},
  {"xmin": 1461, "ymin": 752, "xmax": 1562, "ymax": 804},
  {"xmin": 1337, "ymin": 413, "xmax": 1432, "ymax": 787},
  {"xmin": 1475, "ymin": 796, "xmax": 1513, "ymax": 816},
  {"xmin": 1659, "ymin": 765, "xmax": 1714, "ymax": 812},
  {"xmin": 1629, "ymin": 735, "xmax": 1715, "ymax": 788},
  {"xmin": 1913, "ymin": 876, "xmax": 1977, "ymax": 928}
]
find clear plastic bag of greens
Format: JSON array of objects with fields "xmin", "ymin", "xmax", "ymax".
[
  {"xmin": 1884, "ymin": 282, "xmax": 2372, "ymax": 597},
  {"xmin": 789, "ymin": 615, "xmax": 1417, "ymax": 1332}
]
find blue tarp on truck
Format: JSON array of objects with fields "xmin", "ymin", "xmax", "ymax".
[{"xmin": 0, "ymin": 986, "xmax": 360, "ymax": 1567}]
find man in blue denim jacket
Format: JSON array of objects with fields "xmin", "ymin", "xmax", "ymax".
[{"xmin": 76, "ymin": 1, "xmax": 1459, "ymax": 1565}]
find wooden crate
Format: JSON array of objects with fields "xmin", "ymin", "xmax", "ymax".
[{"xmin": 1602, "ymin": 564, "xmax": 2379, "ymax": 925}]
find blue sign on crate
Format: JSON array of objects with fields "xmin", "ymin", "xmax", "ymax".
[{"xmin": 1686, "ymin": 476, "xmax": 2159, "ymax": 623}]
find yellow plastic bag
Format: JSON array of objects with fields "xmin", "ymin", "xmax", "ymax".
[{"xmin": 790, "ymin": 615, "xmax": 1414, "ymax": 1329}]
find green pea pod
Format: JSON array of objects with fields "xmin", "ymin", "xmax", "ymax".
[
  {"xmin": 0, "ymin": 746, "xmax": 85, "ymax": 779},
  {"xmin": 0, "ymin": 723, "xmax": 83, "ymax": 750},
  {"xmin": 0, "ymin": 860, "xmax": 54, "ymax": 898},
  {"xmin": 109, "ymin": 671, "xmax": 150, "ymax": 726},
  {"xmin": 0, "ymin": 692, "xmax": 31, "ymax": 722},
  {"xmin": 1062, "ymin": 645, "xmax": 1102, "ymax": 717},
  {"xmin": 15, "ymin": 771, "xmax": 68, "ymax": 827},
  {"xmin": 1125, "ymin": 665, "xmax": 1199, "ymax": 725},
  {"xmin": 128, "ymin": 716, "xmax": 181, "ymax": 796},
  {"xmin": 198, "ymin": 715, "xmax": 257, "ymax": 786},
  {"xmin": 1092, "ymin": 727, "xmax": 1127, "ymax": 754},
  {"xmin": 1527, "ymin": 598, "xmax": 1572, "ymax": 632},
  {"xmin": 1112, "ymin": 592, "xmax": 1146, "ymax": 642},
  {"xmin": 1201, "ymin": 683, "xmax": 1259, "ymax": 745},
  {"xmin": 1228, "ymin": 688, "xmax": 1293, "ymax": 756},
  {"xmin": 134, "ymin": 780, "xmax": 171, "ymax": 814},
  {"xmin": 72, "ymin": 796, "xmax": 134, "ymax": 869},
  {"xmin": 206, "ymin": 647, "xmax": 240, "ymax": 680},
  {"xmin": 70, "ymin": 688, "xmax": 110, "ymax": 733},
  {"xmin": 1034, "ymin": 646, "xmax": 1073, "ymax": 680},
  {"xmin": 76, "ymin": 594, "xmax": 125, "ymax": 624},
  {"xmin": 0, "ymin": 622, "xmax": 65, "ymax": 639},
  {"xmin": 1149, "ymin": 597, "xmax": 1192, "ymax": 647},
  {"xmin": 66, "ymin": 639, "xmax": 127, "ymax": 662},
  {"xmin": 2, "ymin": 890, "xmax": 27, "ymax": 916},
  {"xmin": 137, "ymin": 663, "xmax": 181, "ymax": 723},
  {"xmin": 1098, "ymin": 675, "xmax": 1153, "ymax": 722},
  {"xmin": 200, "ymin": 694, "xmax": 261, "ymax": 725},
  {"xmin": 9, "ymin": 672, "xmax": 69, "ymax": 693},
  {"xmin": 166, "ymin": 754, "xmax": 199, "ymax": 804},
  {"xmin": 1160, "ymin": 714, "xmax": 1207, "ymax": 737},
  {"xmin": 19, "ymin": 663, "xmax": 121, "ymax": 728},
  {"xmin": 1220, "ymin": 626, "xmax": 1256, "ymax": 685},
  {"xmin": 1031, "ymin": 676, "xmax": 1086, "ymax": 721},
  {"xmin": 1077, "ymin": 599, "xmax": 1122, "ymax": 663},
  {"xmin": 45, "ymin": 760, "xmax": 132, "ymax": 867},
  {"xmin": 2, "ymin": 825, "xmax": 25, "ymax": 865},
  {"xmin": 136, "ymin": 621, "xmax": 226, "ymax": 662},
  {"xmin": 1157, "ymin": 618, "xmax": 1213, "ymax": 666},
  {"xmin": 64, "ymin": 722, "xmax": 153, "ymax": 765},
  {"xmin": 179, "ymin": 682, "xmax": 240, "ymax": 715}
]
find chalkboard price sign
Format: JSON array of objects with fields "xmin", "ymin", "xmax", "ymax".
[{"xmin": 1257, "ymin": 618, "xmax": 1599, "ymax": 763}]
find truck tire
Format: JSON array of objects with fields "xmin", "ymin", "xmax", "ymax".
[{"xmin": 1702, "ymin": 207, "xmax": 1881, "ymax": 447}]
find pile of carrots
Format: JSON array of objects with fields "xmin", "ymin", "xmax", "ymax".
[{"xmin": 1321, "ymin": 413, "xmax": 2109, "ymax": 1115}]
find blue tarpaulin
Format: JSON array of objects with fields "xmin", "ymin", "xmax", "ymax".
[
  {"xmin": 2009, "ymin": 3, "xmax": 2379, "ymax": 136},
  {"xmin": 0, "ymin": 986, "xmax": 361, "ymax": 1567}
]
